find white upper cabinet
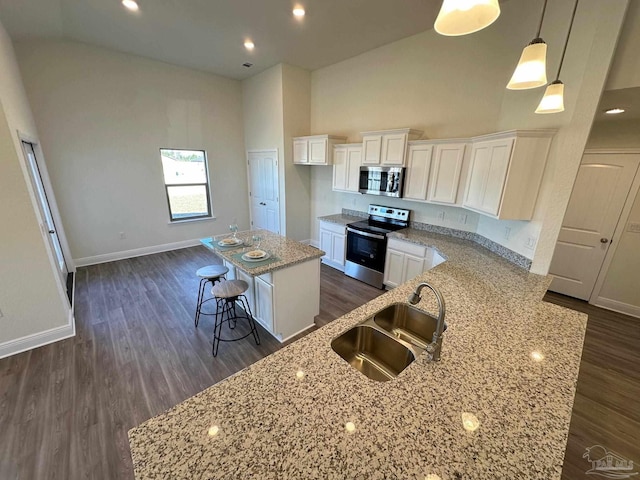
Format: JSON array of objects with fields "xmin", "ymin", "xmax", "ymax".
[
  {"xmin": 293, "ymin": 135, "xmax": 347, "ymax": 165},
  {"xmin": 463, "ymin": 130, "xmax": 555, "ymax": 220},
  {"xmin": 427, "ymin": 142, "xmax": 467, "ymax": 205},
  {"xmin": 360, "ymin": 128, "xmax": 422, "ymax": 166},
  {"xmin": 332, "ymin": 144, "xmax": 362, "ymax": 193},
  {"xmin": 403, "ymin": 142, "xmax": 433, "ymax": 202}
]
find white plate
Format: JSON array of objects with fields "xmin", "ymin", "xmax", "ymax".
[
  {"xmin": 218, "ymin": 238, "xmax": 243, "ymax": 247},
  {"xmin": 242, "ymin": 252, "xmax": 271, "ymax": 262}
]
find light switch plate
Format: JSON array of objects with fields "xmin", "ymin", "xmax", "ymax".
[
  {"xmin": 458, "ymin": 213, "xmax": 467, "ymax": 225},
  {"xmin": 437, "ymin": 211, "xmax": 445, "ymax": 221},
  {"xmin": 628, "ymin": 222, "xmax": 640, "ymax": 233},
  {"xmin": 525, "ymin": 236, "xmax": 537, "ymax": 250},
  {"xmin": 504, "ymin": 227, "xmax": 511, "ymax": 240}
]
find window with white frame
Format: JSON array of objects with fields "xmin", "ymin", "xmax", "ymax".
[{"xmin": 160, "ymin": 149, "xmax": 212, "ymax": 221}]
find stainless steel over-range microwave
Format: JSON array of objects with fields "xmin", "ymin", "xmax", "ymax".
[{"xmin": 358, "ymin": 166, "xmax": 405, "ymax": 198}]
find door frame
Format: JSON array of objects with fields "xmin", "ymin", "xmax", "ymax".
[
  {"xmin": 17, "ymin": 131, "xmax": 75, "ymax": 274},
  {"xmin": 246, "ymin": 148, "xmax": 282, "ymax": 234},
  {"xmin": 583, "ymin": 149, "xmax": 640, "ymax": 305}
]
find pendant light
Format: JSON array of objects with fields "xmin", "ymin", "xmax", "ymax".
[
  {"xmin": 536, "ymin": 0, "xmax": 579, "ymax": 114},
  {"xmin": 506, "ymin": 0, "xmax": 548, "ymax": 90},
  {"xmin": 434, "ymin": 0, "xmax": 501, "ymax": 36}
]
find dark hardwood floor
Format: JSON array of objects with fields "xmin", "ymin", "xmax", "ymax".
[{"xmin": 0, "ymin": 247, "xmax": 637, "ymax": 479}]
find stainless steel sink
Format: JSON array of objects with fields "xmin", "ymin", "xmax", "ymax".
[
  {"xmin": 331, "ymin": 324, "xmax": 416, "ymax": 382},
  {"xmin": 373, "ymin": 302, "xmax": 446, "ymax": 350}
]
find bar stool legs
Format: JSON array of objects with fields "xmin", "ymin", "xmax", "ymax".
[
  {"xmin": 212, "ymin": 294, "xmax": 261, "ymax": 357},
  {"xmin": 194, "ymin": 265, "xmax": 229, "ymax": 328}
]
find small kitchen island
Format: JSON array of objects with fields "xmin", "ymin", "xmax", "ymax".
[
  {"xmin": 130, "ymin": 231, "xmax": 588, "ymax": 480},
  {"xmin": 200, "ymin": 230, "xmax": 324, "ymax": 342}
]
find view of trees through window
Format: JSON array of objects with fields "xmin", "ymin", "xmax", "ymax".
[{"xmin": 160, "ymin": 149, "xmax": 211, "ymax": 221}]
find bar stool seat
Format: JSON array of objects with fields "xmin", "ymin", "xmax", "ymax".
[
  {"xmin": 194, "ymin": 264, "xmax": 229, "ymax": 327},
  {"xmin": 211, "ymin": 279, "xmax": 260, "ymax": 356}
]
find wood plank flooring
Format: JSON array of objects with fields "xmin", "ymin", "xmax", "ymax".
[{"xmin": 0, "ymin": 247, "xmax": 637, "ymax": 479}]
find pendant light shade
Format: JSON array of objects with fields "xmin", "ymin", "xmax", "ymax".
[
  {"xmin": 535, "ymin": 80, "xmax": 565, "ymax": 114},
  {"xmin": 434, "ymin": 0, "xmax": 501, "ymax": 36},
  {"xmin": 506, "ymin": 39, "xmax": 547, "ymax": 89}
]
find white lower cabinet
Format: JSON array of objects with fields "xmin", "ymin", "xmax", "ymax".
[
  {"xmin": 318, "ymin": 220, "xmax": 347, "ymax": 271},
  {"xmin": 383, "ymin": 238, "xmax": 445, "ymax": 288},
  {"xmin": 235, "ymin": 268, "xmax": 255, "ymax": 314},
  {"xmin": 254, "ymin": 275, "xmax": 274, "ymax": 331}
]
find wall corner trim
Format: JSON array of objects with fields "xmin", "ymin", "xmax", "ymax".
[{"xmin": 0, "ymin": 310, "xmax": 75, "ymax": 359}]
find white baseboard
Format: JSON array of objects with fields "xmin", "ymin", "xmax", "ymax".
[
  {"xmin": 0, "ymin": 313, "xmax": 75, "ymax": 359},
  {"xmin": 74, "ymin": 238, "xmax": 202, "ymax": 267},
  {"xmin": 593, "ymin": 296, "xmax": 640, "ymax": 319}
]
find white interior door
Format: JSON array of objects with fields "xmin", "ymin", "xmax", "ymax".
[
  {"xmin": 549, "ymin": 153, "xmax": 640, "ymax": 300},
  {"xmin": 247, "ymin": 150, "xmax": 280, "ymax": 234},
  {"xmin": 21, "ymin": 141, "xmax": 69, "ymax": 286}
]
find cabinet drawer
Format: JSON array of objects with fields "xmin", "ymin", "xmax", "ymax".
[
  {"xmin": 387, "ymin": 238, "xmax": 427, "ymax": 258},
  {"xmin": 319, "ymin": 220, "xmax": 347, "ymax": 235}
]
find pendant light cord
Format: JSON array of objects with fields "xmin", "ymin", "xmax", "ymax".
[
  {"xmin": 555, "ymin": 0, "xmax": 580, "ymax": 80},
  {"xmin": 536, "ymin": 0, "xmax": 549, "ymax": 38}
]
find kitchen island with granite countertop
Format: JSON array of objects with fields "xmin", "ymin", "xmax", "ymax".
[
  {"xmin": 200, "ymin": 229, "xmax": 325, "ymax": 342},
  {"xmin": 130, "ymin": 230, "xmax": 587, "ymax": 480}
]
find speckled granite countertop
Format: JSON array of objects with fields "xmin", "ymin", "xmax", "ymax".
[
  {"xmin": 130, "ymin": 231, "xmax": 587, "ymax": 480},
  {"xmin": 200, "ymin": 230, "xmax": 324, "ymax": 276},
  {"xmin": 318, "ymin": 213, "xmax": 363, "ymax": 226}
]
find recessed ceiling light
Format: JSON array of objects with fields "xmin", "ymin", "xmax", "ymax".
[
  {"xmin": 293, "ymin": 7, "xmax": 305, "ymax": 18},
  {"xmin": 244, "ymin": 40, "xmax": 255, "ymax": 51},
  {"xmin": 122, "ymin": 0, "xmax": 139, "ymax": 12},
  {"xmin": 605, "ymin": 108, "xmax": 625, "ymax": 115}
]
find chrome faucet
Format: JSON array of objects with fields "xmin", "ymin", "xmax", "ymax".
[{"xmin": 408, "ymin": 282, "xmax": 446, "ymax": 361}]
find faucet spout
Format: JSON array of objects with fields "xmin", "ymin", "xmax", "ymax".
[{"xmin": 407, "ymin": 282, "xmax": 446, "ymax": 361}]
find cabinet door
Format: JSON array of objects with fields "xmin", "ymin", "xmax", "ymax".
[
  {"xmin": 235, "ymin": 269, "xmax": 255, "ymax": 316},
  {"xmin": 403, "ymin": 254, "xmax": 425, "ymax": 283},
  {"xmin": 345, "ymin": 146, "xmax": 362, "ymax": 192},
  {"xmin": 464, "ymin": 143, "xmax": 492, "ymax": 210},
  {"xmin": 381, "ymin": 133, "xmax": 408, "ymax": 166},
  {"xmin": 308, "ymin": 138, "xmax": 327, "ymax": 164},
  {"xmin": 428, "ymin": 143, "xmax": 465, "ymax": 204},
  {"xmin": 362, "ymin": 135, "xmax": 382, "ymax": 165},
  {"xmin": 255, "ymin": 276, "xmax": 274, "ymax": 332},
  {"xmin": 293, "ymin": 139, "xmax": 308, "ymax": 164},
  {"xmin": 404, "ymin": 144, "xmax": 433, "ymax": 201},
  {"xmin": 330, "ymin": 233, "xmax": 346, "ymax": 267},
  {"xmin": 480, "ymin": 139, "xmax": 514, "ymax": 215},
  {"xmin": 223, "ymin": 260, "xmax": 236, "ymax": 281},
  {"xmin": 319, "ymin": 227, "xmax": 332, "ymax": 262},
  {"xmin": 332, "ymin": 147, "xmax": 348, "ymax": 191},
  {"xmin": 383, "ymin": 248, "xmax": 405, "ymax": 288}
]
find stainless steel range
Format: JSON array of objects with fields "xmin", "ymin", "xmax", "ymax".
[{"xmin": 345, "ymin": 205, "xmax": 410, "ymax": 289}]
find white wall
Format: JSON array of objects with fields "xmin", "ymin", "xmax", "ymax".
[
  {"xmin": 587, "ymin": 119, "xmax": 640, "ymax": 149},
  {"xmin": 15, "ymin": 40, "xmax": 248, "ymax": 262},
  {"xmin": 242, "ymin": 63, "xmax": 312, "ymax": 241},
  {"xmin": 606, "ymin": 0, "xmax": 640, "ymax": 90},
  {"xmin": 0, "ymin": 21, "xmax": 69, "ymax": 351},
  {"xmin": 309, "ymin": 0, "xmax": 628, "ymax": 271}
]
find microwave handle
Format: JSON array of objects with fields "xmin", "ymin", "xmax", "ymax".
[{"xmin": 346, "ymin": 227, "xmax": 386, "ymax": 241}]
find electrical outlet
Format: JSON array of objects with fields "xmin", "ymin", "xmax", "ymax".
[
  {"xmin": 119, "ymin": 232, "xmax": 126, "ymax": 240},
  {"xmin": 437, "ymin": 211, "xmax": 445, "ymax": 221},
  {"xmin": 458, "ymin": 213, "xmax": 468, "ymax": 225},
  {"xmin": 504, "ymin": 227, "xmax": 511, "ymax": 240},
  {"xmin": 628, "ymin": 222, "xmax": 640, "ymax": 233},
  {"xmin": 525, "ymin": 236, "xmax": 537, "ymax": 249}
]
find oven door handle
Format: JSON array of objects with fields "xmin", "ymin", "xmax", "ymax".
[{"xmin": 346, "ymin": 227, "xmax": 386, "ymax": 241}]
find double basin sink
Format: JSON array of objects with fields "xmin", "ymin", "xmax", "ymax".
[{"xmin": 331, "ymin": 302, "xmax": 446, "ymax": 382}]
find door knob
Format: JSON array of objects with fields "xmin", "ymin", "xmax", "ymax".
[
  {"xmin": 600, "ymin": 238, "xmax": 609, "ymax": 244},
  {"xmin": 48, "ymin": 230, "xmax": 55, "ymax": 234}
]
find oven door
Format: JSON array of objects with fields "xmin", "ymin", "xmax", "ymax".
[{"xmin": 346, "ymin": 227, "xmax": 387, "ymax": 273}]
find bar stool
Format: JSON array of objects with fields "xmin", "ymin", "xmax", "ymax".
[
  {"xmin": 211, "ymin": 280, "xmax": 261, "ymax": 357},
  {"xmin": 194, "ymin": 265, "xmax": 229, "ymax": 327}
]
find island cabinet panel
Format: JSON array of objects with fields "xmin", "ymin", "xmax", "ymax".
[
  {"xmin": 427, "ymin": 143, "xmax": 466, "ymax": 205},
  {"xmin": 236, "ymin": 268, "xmax": 256, "ymax": 314},
  {"xmin": 463, "ymin": 130, "xmax": 555, "ymax": 220},
  {"xmin": 403, "ymin": 142, "xmax": 433, "ymax": 202},
  {"xmin": 292, "ymin": 135, "xmax": 347, "ymax": 165},
  {"xmin": 319, "ymin": 220, "xmax": 347, "ymax": 271},
  {"xmin": 254, "ymin": 275, "xmax": 274, "ymax": 331},
  {"xmin": 332, "ymin": 144, "xmax": 362, "ymax": 193},
  {"xmin": 384, "ymin": 238, "xmax": 443, "ymax": 288},
  {"xmin": 361, "ymin": 128, "xmax": 422, "ymax": 166}
]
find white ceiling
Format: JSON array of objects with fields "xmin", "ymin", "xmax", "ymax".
[
  {"xmin": 595, "ymin": 87, "xmax": 640, "ymax": 121},
  {"xmin": 0, "ymin": 0, "xmax": 442, "ymax": 80}
]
